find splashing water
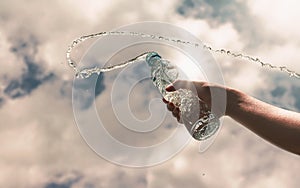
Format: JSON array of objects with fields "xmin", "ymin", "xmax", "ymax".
[
  {"xmin": 145, "ymin": 52, "xmax": 220, "ymax": 140},
  {"xmin": 66, "ymin": 31, "xmax": 300, "ymax": 79},
  {"xmin": 72, "ymin": 51, "xmax": 150, "ymax": 79}
]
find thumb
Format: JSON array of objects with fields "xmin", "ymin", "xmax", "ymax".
[
  {"xmin": 170, "ymin": 80, "xmax": 204, "ymax": 96},
  {"xmin": 172, "ymin": 80, "xmax": 196, "ymax": 90},
  {"xmin": 165, "ymin": 80, "xmax": 194, "ymax": 92}
]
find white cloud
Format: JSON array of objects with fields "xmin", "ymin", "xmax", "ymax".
[
  {"xmin": 248, "ymin": 0, "xmax": 300, "ymax": 41},
  {"xmin": 174, "ymin": 18, "xmax": 244, "ymax": 49},
  {"xmin": 1, "ymin": 0, "xmax": 300, "ymax": 188},
  {"xmin": 0, "ymin": 31, "xmax": 25, "ymax": 85}
]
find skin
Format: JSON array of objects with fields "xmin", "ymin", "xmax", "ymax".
[{"xmin": 163, "ymin": 80, "xmax": 300, "ymax": 155}]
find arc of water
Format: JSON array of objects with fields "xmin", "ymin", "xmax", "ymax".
[{"xmin": 66, "ymin": 31, "xmax": 300, "ymax": 79}]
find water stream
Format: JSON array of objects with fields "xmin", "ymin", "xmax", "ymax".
[{"xmin": 66, "ymin": 31, "xmax": 300, "ymax": 79}]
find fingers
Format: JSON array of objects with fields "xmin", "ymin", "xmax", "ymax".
[
  {"xmin": 164, "ymin": 80, "xmax": 214, "ymax": 123},
  {"xmin": 162, "ymin": 98, "xmax": 168, "ymax": 104},
  {"xmin": 172, "ymin": 80, "xmax": 200, "ymax": 90},
  {"xmin": 167, "ymin": 103, "xmax": 175, "ymax": 111},
  {"xmin": 170, "ymin": 80, "xmax": 212, "ymax": 106},
  {"xmin": 172, "ymin": 108, "xmax": 180, "ymax": 122},
  {"xmin": 169, "ymin": 80, "xmax": 203, "ymax": 97},
  {"xmin": 166, "ymin": 80, "xmax": 194, "ymax": 92},
  {"xmin": 162, "ymin": 98, "xmax": 181, "ymax": 123},
  {"xmin": 165, "ymin": 84, "xmax": 176, "ymax": 92},
  {"xmin": 166, "ymin": 80, "xmax": 200, "ymax": 92}
]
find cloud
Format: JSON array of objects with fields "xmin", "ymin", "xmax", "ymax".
[
  {"xmin": 248, "ymin": 0, "xmax": 300, "ymax": 42},
  {"xmin": 73, "ymin": 73, "xmax": 105, "ymax": 110},
  {"xmin": 177, "ymin": 0, "xmax": 245, "ymax": 24},
  {"xmin": 4, "ymin": 62, "xmax": 54, "ymax": 99},
  {"xmin": 271, "ymin": 86, "xmax": 286, "ymax": 98},
  {"xmin": 175, "ymin": 0, "xmax": 280, "ymax": 48},
  {"xmin": 1, "ymin": 0, "xmax": 300, "ymax": 188},
  {"xmin": 3, "ymin": 34, "xmax": 55, "ymax": 99},
  {"xmin": 291, "ymin": 86, "xmax": 300, "ymax": 110},
  {"xmin": 44, "ymin": 171, "xmax": 82, "ymax": 188},
  {"xmin": 253, "ymin": 72, "xmax": 300, "ymax": 112}
]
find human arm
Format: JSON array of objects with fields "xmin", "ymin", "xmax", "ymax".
[{"xmin": 164, "ymin": 80, "xmax": 300, "ymax": 155}]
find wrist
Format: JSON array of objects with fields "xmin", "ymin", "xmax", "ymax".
[{"xmin": 225, "ymin": 87, "xmax": 244, "ymax": 117}]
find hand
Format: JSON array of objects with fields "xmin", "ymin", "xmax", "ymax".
[
  {"xmin": 162, "ymin": 80, "xmax": 227, "ymax": 123},
  {"xmin": 164, "ymin": 80, "xmax": 300, "ymax": 155}
]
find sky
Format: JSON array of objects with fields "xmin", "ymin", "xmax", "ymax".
[{"xmin": 0, "ymin": 0, "xmax": 300, "ymax": 187}]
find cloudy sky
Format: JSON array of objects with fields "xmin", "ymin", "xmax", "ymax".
[{"xmin": 1, "ymin": 0, "xmax": 300, "ymax": 187}]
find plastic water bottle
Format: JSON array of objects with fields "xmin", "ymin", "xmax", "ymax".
[{"xmin": 146, "ymin": 52, "xmax": 220, "ymax": 140}]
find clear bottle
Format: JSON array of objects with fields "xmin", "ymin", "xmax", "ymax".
[{"xmin": 146, "ymin": 52, "xmax": 220, "ymax": 140}]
